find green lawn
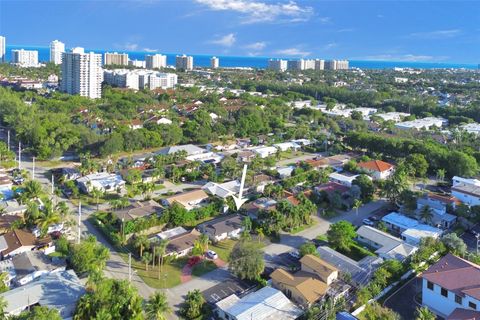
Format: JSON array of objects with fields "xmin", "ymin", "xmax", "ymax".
[
  {"xmin": 290, "ymin": 221, "xmax": 317, "ymax": 234},
  {"xmin": 210, "ymin": 239, "xmax": 237, "ymax": 261},
  {"xmin": 337, "ymin": 242, "xmax": 376, "ymax": 261}
]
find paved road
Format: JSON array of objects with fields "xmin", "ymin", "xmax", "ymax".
[{"xmin": 275, "ymin": 153, "xmax": 318, "ymax": 167}]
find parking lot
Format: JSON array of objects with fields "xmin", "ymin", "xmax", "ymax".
[{"xmin": 202, "ymin": 278, "xmax": 256, "ymax": 305}]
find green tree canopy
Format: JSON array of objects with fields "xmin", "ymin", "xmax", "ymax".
[
  {"xmin": 327, "ymin": 221, "xmax": 357, "ymax": 252},
  {"xmin": 229, "ymin": 240, "xmax": 265, "ymax": 281}
]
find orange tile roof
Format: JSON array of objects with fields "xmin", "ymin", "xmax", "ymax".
[{"xmin": 358, "ymin": 160, "xmax": 394, "ymax": 172}]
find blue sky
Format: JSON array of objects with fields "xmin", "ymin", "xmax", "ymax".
[{"xmin": 1, "ymin": 0, "xmax": 479, "ymax": 63}]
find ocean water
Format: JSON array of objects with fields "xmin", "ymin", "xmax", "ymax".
[{"xmin": 5, "ymin": 45, "xmax": 479, "ymax": 70}]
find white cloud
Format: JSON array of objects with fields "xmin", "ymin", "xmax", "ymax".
[
  {"xmin": 321, "ymin": 43, "xmax": 337, "ymax": 50},
  {"xmin": 318, "ymin": 17, "xmax": 331, "ymax": 24},
  {"xmin": 210, "ymin": 33, "xmax": 236, "ymax": 47},
  {"xmin": 143, "ymin": 48, "xmax": 158, "ymax": 52},
  {"xmin": 274, "ymin": 47, "xmax": 311, "ymax": 57},
  {"xmin": 116, "ymin": 42, "xmax": 139, "ymax": 51},
  {"xmin": 408, "ymin": 29, "xmax": 461, "ymax": 39},
  {"xmin": 360, "ymin": 54, "xmax": 449, "ymax": 62},
  {"xmin": 244, "ymin": 41, "xmax": 267, "ymax": 51},
  {"xmin": 194, "ymin": 0, "xmax": 314, "ymax": 24}
]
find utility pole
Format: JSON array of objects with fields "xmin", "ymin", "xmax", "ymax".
[
  {"xmin": 32, "ymin": 157, "xmax": 35, "ymax": 180},
  {"xmin": 51, "ymin": 174, "xmax": 54, "ymax": 195},
  {"xmin": 18, "ymin": 142, "xmax": 21, "ymax": 170},
  {"xmin": 78, "ymin": 202, "xmax": 82, "ymax": 244},
  {"xmin": 476, "ymin": 233, "xmax": 480, "ymax": 255},
  {"xmin": 128, "ymin": 253, "xmax": 132, "ymax": 282},
  {"xmin": 7, "ymin": 130, "xmax": 10, "ymax": 151}
]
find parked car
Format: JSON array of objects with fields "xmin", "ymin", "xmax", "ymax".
[
  {"xmin": 288, "ymin": 250, "xmax": 300, "ymax": 259},
  {"xmin": 362, "ymin": 218, "xmax": 374, "ymax": 226},
  {"xmin": 206, "ymin": 250, "xmax": 218, "ymax": 260}
]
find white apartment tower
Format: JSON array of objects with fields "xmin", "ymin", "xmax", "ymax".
[
  {"xmin": 267, "ymin": 59, "xmax": 287, "ymax": 72},
  {"xmin": 50, "ymin": 40, "xmax": 65, "ymax": 65},
  {"xmin": 315, "ymin": 59, "xmax": 325, "ymax": 70},
  {"xmin": 0, "ymin": 36, "xmax": 5, "ymax": 63},
  {"xmin": 61, "ymin": 47, "xmax": 103, "ymax": 99},
  {"xmin": 175, "ymin": 54, "xmax": 193, "ymax": 71},
  {"xmin": 145, "ymin": 54, "xmax": 167, "ymax": 69},
  {"xmin": 103, "ymin": 52, "xmax": 129, "ymax": 66},
  {"xmin": 210, "ymin": 56, "xmax": 219, "ymax": 69},
  {"xmin": 11, "ymin": 49, "xmax": 39, "ymax": 67}
]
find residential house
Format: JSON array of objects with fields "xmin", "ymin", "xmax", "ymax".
[
  {"xmin": 270, "ymin": 254, "xmax": 339, "ymax": 307},
  {"xmin": 202, "ymin": 180, "xmax": 243, "ymax": 199},
  {"xmin": 291, "ymin": 139, "xmax": 312, "ymax": 146},
  {"xmin": 1, "ymin": 270, "xmax": 85, "ymax": 319},
  {"xmin": 164, "ymin": 229, "xmax": 201, "ymax": 257},
  {"xmin": 162, "ymin": 189, "xmax": 209, "ymax": 211},
  {"xmin": 0, "ymin": 251, "xmax": 66, "ymax": 287},
  {"xmin": 357, "ymin": 160, "xmax": 395, "ymax": 180},
  {"xmin": 0, "ymin": 229, "xmax": 52, "ymax": 259},
  {"xmin": 274, "ymin": 142, "xmax": 301, "ymax": 152},
  {"xmin": 417, "ymin": 193, "xmax": 459, "ymax": 229},
  {"xmin": 243, "ymin": 198, "xmax": 277, "ymax": 220},
  {"xmin": 452, "ymin": 176, "xmax": 480, "ymax": 207},
  {"xmin": 113, "ymin": 200, "xmax": 163, "ymax": 221},
  {"xmin": 154, "ymin": 226, "xmax": 187, "ymax": 241},
  {"xmin": 329, "ymin": 172, "xmax": 361, "ymax": 187},
  {"xmin": 422, "ymin": 254, "xmax": 480, "ymax": 319},
  {"xmin": 237, "ymin": 150, "xmax": 256, "ymax": 163},
  {"xmin": 251, "ymin": 146, "xmax": 277, "ymax": 158},
  {"xmin": 381, "ymin": 212, "xmax": 443, "ymax": 245},
  {"xmin": 356, "ymin": 226, "xmax": 417, "ymax": 261},
  {"xmin": 197, "ymin": 214, "xmax": 243, "ymax": 242},
  {"xmin": 156, "ymin": 144, "xmax": 206, "ymax": 157},
  {"xmin": 315, "ymin": 182, "xmax": 350, "ymax": 195},
  {"xmin": 277, "ymin": 166, "xmax": 295, "ymax": 179},
  {"xmin": 76, "ymin": 172, "xmax": 126, "ymax": 194},
  {"xmin": 0, "ymin": 200, "xmax": 26, "ymax": 216},
  {"xmin": 250, "ymin": 174, "xmax": 274, "ymax": 193},
  {"xmin": 0, "ymin": 214, "xmax": 22, "ymax": 234},
  {"xmin": 215, "ymin": 286, "xmax": 303, "ymax": 320},
  {"xmin": 316, "ymin": 246, "xmax": 383, "ymax": 286}
]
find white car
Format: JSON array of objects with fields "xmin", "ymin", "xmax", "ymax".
[
  {"xmin": 362, "ymin": 218, "xmax": 374, "ymax": 226},
  {"xmin": 288, "ymin": 250, "xmax": 300, "ymax": 259},
  {"xmin": 206, "ymin": 250, "xmax": 218, "ymax": 260}
]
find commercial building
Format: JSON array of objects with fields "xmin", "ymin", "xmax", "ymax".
[
  {"xmin": 395, "ymin": 117, "xmax": 448, "ymax": 130},
  {"xmin": 211, "ymin": 56, "xmax": 219, "ymax": 69},
  {"xmin": 11, "ymin": 49, "xmax": 39, "ymax": 67},
  {"xmin": 325, "ymin": 60, "xmax": 349, "ymax": 70},
  {"xmin": 268, "ymin": 59, "xmax": 287, "ymax": 72},
  {"xmin": 215, "ymin": 286, "xmax": 303, "ymax": 320},
  {"xmin": 176, "ymin": 54, "xmax": 193, "ymax": 70},
  {"xmin": 103, "ymin": 69, "xmax": 177, "ymax": 90},
  {"xmin": 103, "ymin": 52, "xmax": 129, "ymax": 66},
  {"xmin": 49, "ymin": 40, "xmax": 65, "ymax": 65},
  {"xmin": 422, "ymin": 254, "xmax": 480, "ymax": 319},
  {"xmin": 60, "ymin": 47, "xmax": 103, "ymax": 99},
  {"xmin": 0, "ymin": 36, "xmax": 5, "ymax": 63},
  {"xmin": 145, "ymin": 54, "xmax": 167, "ymax": 69}
]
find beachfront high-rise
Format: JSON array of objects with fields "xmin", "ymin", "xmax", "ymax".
[
  {"xmin": 210, "ymin": 56, "xmax": 219, "ymax": 69},
  {"xmin": 175, "ymin": 54, "xmax": 193, "ymax": 71},
  {"xmin": 145, "ymin": 54, "xmax": 167, "ymax": 69},
  {"xmin": 325, "ymin": 59, "xmax": 349, "ymax": 70},
  {"xmin": 61, "ymin": 47, "xmax": 103, "ymax": 99},
  {"xmin": 103, "ymin": 52, "xmax": 129, "ymax": 66},
  {"xmin": 267, "ymin": 59, "xmax": 287, "ymax": 72},
  {"xmin": 11, "ymin": 49, "xmax": 39, "ymax": 67},
  {"xmin": 0, "ymin": 36, "xmax": 5, "ymax": 63},
  {"xmin": 50, "ymin": 40, "xmax": 65, "ymax": 65}
]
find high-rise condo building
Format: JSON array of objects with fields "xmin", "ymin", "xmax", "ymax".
[
  {"xmin": 211, "ymin": 56, "xmax": 219, "ymax": 69},
  {"xmin": 128, "ymin": 59, "xmax": 146, "ymax": 68},
  {"xmin": 61, "ymin": 47, "xmax": 103, "ymax": 99},
  {"xmin": 315, "ymin": 59, "xmax": 325, "ymax": 70},
  {"xmin": 267, "ymin": 59, "xmax": 287, "ymax": 72},
  {"xmin": 145, "ymin": 54, "xmax": 167, "ymax": 69},
  {"xmin": 103, "ymin": 69, "xmax": 177, "ymax": 90},
  {"xmin": 50, "ymin": 40, "xmax": 65, "ymax": 65},
  {"xmin": 175, "ymin": 54, "xmax": 193, "ymax": 71},
  {"xmin": 325, "ymin": 59, "xmax": 349, "ymax": 70},
  {"xmin": 103, "ymin": 52, "xmax": 129, "ymax": 66},
  {"xmin": 0, "ymin": 36, "xmax": 5, "ymax": 63},
  {"xmin": 11, "ymin": 49, "xmax": 39, "ymax": 67}
]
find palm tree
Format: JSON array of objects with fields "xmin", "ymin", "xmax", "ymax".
[
  {"xmin": 419, "ymin": 205, "xmax": 434, "ymax": 224},
  {"xmin": 352, "ymin": 199, "xmax": 362, "ymax": 216},
  {"xmin": 256, "ymin": 227, "xmax": 265, "ymax": 243},
  {"xmin": 21, "ymin": 180, "xmax": 43, "ymax": 202},
  {"xmin": 198, "ymin": 234, "xmax": 210, "ymax": 255},
  {"xmin": 157, "ymin": 239, "xmax": 168, "ymax": 280},
  {"xmin": 56, "ymin": 201, "xmax": 70, "ymax": 217},
  {"xmin": 436, "ymin": 168, "xmax": 446, "ymax": 183},
  {"xmin": 90, "ymin": 187, "xmax": 103, "ymax": 211},
  {"xmin": 24, "ymin": 201, "xmax": 40, "ymax": 225},
  {"xmin": 0, "ymin": 296, "xmax": 7, "ymax": 320},
  {"xmin": 133, "ymin": 234, "xmax": 149, "ymax": 257},
  {"xmin": 145, "ymin": 292, "xmax": 172, "ymax": 320},
  {"xmin": 142, "ymin": 252, "xmax": 152, "ymax": 271},
  {"xmin": 36, "ymin": 203, "xmax": 61, "ymax": 236},
  {"xmin": 415, "ymin": 306, "xmax": 436, "ymax": 320}
]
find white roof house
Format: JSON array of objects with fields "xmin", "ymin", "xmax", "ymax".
[
  {"xmin": 202, "ymin": 180, "xmax": 243, "ymax": 199},
  {"xmin": 155, "ymin": 226, "xmax": 188, "ymax": 240},
  {"xmin": 215, "ymin": 286, "xmax": 303, "ymax": 320},
  {"xmin": 374, "ymin": 112, "xmax": 410, "ymax": 122},
  {"xmin": 251, "ymin": 146, "xmax": 277, "ymax": 158},
  {"xmin": 76, "ymin": 172, "xmax": 125, "ymax": 194},
  {"xmin": 1, "ymin": 270, "xmax": 85, "ymax": 318},
  {"xmin": 329, "ymin": 172, "xmax": 362, "ymax": 187},
  {"xmin": 277, "ymin": 166, "xmax": 295, "ymax": 179},
  {"xmin": 460, "ymin": 122, "xmax": 480, "ymax": 135},
  {"xmin": 291, "ymin": 139, "xmax": 312, "ymax": 146},
  {"xmin": 395, "ymin": 117, "xmax": 448, "ymax": 130},
  {"xmin": 357, "ymin": 226, "xmax": 417, "ymax": 261},
  {"xmin": 381, "ymin": 212, "xmax": 443, "ymax": 245},
  {"xmin": 156, "ymin": 144, "xmax": 206, "ymax": 156},
  {"xmin": 274, "ymin": 142, "xmax": 301, "ymax": 152}
]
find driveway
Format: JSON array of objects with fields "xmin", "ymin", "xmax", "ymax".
[{"xmin": 383, "ymin": 276, "xmax": 423, "ymax": 320}]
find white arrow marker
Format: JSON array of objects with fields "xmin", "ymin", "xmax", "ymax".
[{"xmin": 231, "ymin": 164, "xmax": 248, "ymax": 210}]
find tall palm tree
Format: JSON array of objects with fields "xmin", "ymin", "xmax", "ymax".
[
  {"xmin": 24, "ymin": 201, "xmax": 40, "ymax": 225},
  {"xmin": 90, "ymin": 188, "xmax": 103, "ymax": 212},
  {"xmin": 256, "ymin": 228, "xmax": 265, "ymax": 243},
  {"xmin": 36, "ymin": 202, "xmax": 61, "ymax": 236},
  {"xmin": 198, "ymin": 234, "xmax": 210, "ymax": 255},
  {"xmin": 145, "ymin": 292, "xmax": 172, "ymax": 320},
  {"xmin": 419, "ymin": 205, "xmax": 434, "ymax": 224},
  {"xmin": 133, "ymin": 234, "xmax": 149, "ymax": 257},
  {"xmin": 157, "ymin": 239, "xmax": 169, "ymax": 280},
  {"xmin": 21, "ymin": 180, "xmax": 43, "ymax": 203},
  {"xmin": 55, "ymin": 201, "xmax": 70, "ymax": 217},
  {"xmin": 142, "ymin": 252, "xmax": 152, "ymax": 271}
]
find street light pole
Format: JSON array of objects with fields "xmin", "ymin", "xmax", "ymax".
[
  {"xmin": 32, "ymin": 157, "xmax": 35, "ymax": 180},
  {"xmin": 128, "ymin": 253, "xmax": 132, "ymax": 283},
  {"xmin": 78, "ymin": 201, "xmax": 82, "ymax": 244}
]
